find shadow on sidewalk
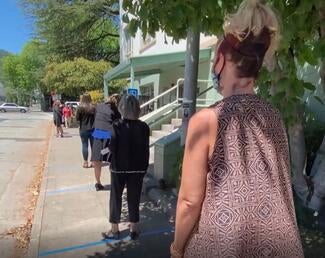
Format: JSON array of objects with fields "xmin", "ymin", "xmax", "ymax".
[{"xmin": 86, "ymin": 196, "xmax": 174, "ymax": 258}]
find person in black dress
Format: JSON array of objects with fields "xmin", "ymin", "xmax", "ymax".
[
  {"xmin": 102, "ymin": 94, "xmax": 150, "ymax": 240},
  {"xmin": 76, "ymin": 93, "xmax": 96, "ymax": 168}
]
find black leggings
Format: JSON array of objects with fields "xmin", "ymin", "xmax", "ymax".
[{"xmin": 109, "ymin": 173, "xmax": 144, "ymax": 223}]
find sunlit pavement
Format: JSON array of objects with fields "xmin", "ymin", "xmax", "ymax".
[
  {"xmin": 0, "ymin": 111, "xmax": 52, "ymax": 258},
  {"xmin": 28, "ymin": 126, "xmax": 173, "ymax": 258}
]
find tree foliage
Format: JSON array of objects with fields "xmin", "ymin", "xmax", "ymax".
[
  {"xmin": 88, "ymin": 89, "xmax": 104, "ymax": 103},
  {"xmin": 42, "ymin": 57, "xmax": 125, "ymax": 96},
  {"xmin": 257, "ymin": 0, "xmax": 325, "ymax": 125},
  {"xmin": 0, "ymin": 49, "xmax": 11, "ymax": 84},
  {"xmin": 123, "ymin": 0, "xmax": 325, "ymax": 125},
  {"xmin": 21, "ymin": 0, "xmax": 120, "ymax": 63},
  {"xmin": 123, "ymin": 0, "xmax": 235, "ymax": 41},
  {"xmin": 2, "ymin": 41, "xmax": 45, "ymax": 94},
  {"xmin": 123, "ymin": 0, "xmax": 325, "ymax": 222}
]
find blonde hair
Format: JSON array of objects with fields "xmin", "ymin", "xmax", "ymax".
[{"xmin": 223, "ymin": 0, "xmax": 280, "ymax": 70}]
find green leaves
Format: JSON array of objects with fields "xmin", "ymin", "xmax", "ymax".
[
  {"xmin": 122, "ymin": 13, "xmax": 129, "ymax": 23},
  {"xmin": 42, "ymin": 57, "xmax": 124, "ymax": 97},
  {"xmin": 21, "ymin": 0, "xmax": 120, "ymax": 63},
  {"xmin": 303, "ymin": 82, "xmax": 316, "ymax": 91},
  {"xmin": 122, "ymin": 0, "xmax": 240, "ymax": 41},
  {"xmin": 118, "ymin": 0, "xmax": 325, "ymax": 126},
  {"xmin": 2, "ymin": 40, "xmax": 45, "ymax": 95}
]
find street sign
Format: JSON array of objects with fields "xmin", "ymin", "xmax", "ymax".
[
  {"xmin": 182, "ymin": 99, "xmax": 193, "ymax": 119},
  {"xmin": 127, "ymin": 88, "xmax": 138, "ymax": 98}
]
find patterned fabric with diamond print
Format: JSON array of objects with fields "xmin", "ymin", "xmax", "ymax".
[{"xmin": 184, "ymin": 94, "xmax": 304, "ymax": 258}]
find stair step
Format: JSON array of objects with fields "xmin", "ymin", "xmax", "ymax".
[
  {"xmin": 151, "ymin": 130, "xmax": 170, "ymax": 138},
  {"xmin": 150, "ymin": 136, "xmax": 159, "ymax": 146},
  {"xmin": 171, "ymin": 118, "xmax": 182, "ymax": 127},
  {"xmin": 161, "ymin": 124, "xmax": 174, "ymax": 132}
]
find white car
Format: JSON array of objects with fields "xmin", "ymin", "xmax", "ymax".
[
  {"xmin": 0, "ymin": 103, "xmax": 29, "ymax": 113},
  {"xmin": 64, "ymin": 101, "xmax": 80, "ymax": 108}
]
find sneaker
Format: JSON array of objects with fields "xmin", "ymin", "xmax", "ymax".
[
  {"xmin": 130, "ymin": 231, "xmax": 139, "ymax": 240},
  {"xmin": 95, "ymin": 183, "xmax": 104, "ymax": 191},
  {"xmin": 102, "ymin": 230, "xmax": 120, "ymax": 240}
]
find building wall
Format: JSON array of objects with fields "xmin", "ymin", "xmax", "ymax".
[
  {"xmin": 135, "ymin": 59, "xmax": 214, "ymax": 108},
  {"xmin": 119, "ymin": 0, "xmax": 220, "ymax": 108},
  {"xmin": 119, "ymin": 1, "xmax": 217, "ymax": 61}
]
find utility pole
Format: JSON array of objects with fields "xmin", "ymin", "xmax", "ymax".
[{"xmin": 181, "ymin": 27, "xmax": 200, "ymax": 145}]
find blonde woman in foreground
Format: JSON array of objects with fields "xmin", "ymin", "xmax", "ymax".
[{"xmin": 171, "ymin": 0, "xmax": 304, "ymax": 257}]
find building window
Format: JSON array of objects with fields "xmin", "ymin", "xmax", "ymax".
[
  {"xmin": 140, "ymin": 34, "xmax": 156, "ymax": 53},
  {"xmin": 139, "ymin": 83, "xmax": 155, "ymax": 115}
]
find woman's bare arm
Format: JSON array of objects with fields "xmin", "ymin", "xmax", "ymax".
[{"xmin": 172, "ymin": 108, "xmax": 217, "ymax": 255}]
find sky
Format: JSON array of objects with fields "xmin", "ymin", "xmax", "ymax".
[{"xmin": 0, "ymin": 0, "xmax": 33, "ymax": 54}]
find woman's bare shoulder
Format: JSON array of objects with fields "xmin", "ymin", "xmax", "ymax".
[
  {"xmin": 188, "ymin": 108, "xmax": 218, "ymax": 137},
  {"xmin": 190, "ymin": 108, "xmax": 218, "ymax": 127}
]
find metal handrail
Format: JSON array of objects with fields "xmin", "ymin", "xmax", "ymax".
[
  {"xmin": 140, "ymin": 79, "xmax": 183, "ymax": 109},
  {"xmin": 141, "ymin": 80, "xmax": 214, "ymax": 126},
  {"xmin": 140, "ymin": 78, "xmax": 212, "ymax": 111}
]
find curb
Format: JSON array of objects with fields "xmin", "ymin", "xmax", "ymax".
[{"xmin": 27, "ymin": 125, "xmax": 53, "ymax": 258}]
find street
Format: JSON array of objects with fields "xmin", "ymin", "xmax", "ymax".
[{"xmin": 0, "ymin": 111, "xmax": 52, "ymax": 257}]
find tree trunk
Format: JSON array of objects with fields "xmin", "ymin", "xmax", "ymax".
[
  {"xmin": 181, "ymin": 28, "xmax": 200, "ymax": 145},
  {"xmin": 288, "ymin": 119, "xmax": 309, "ymax": 203}
]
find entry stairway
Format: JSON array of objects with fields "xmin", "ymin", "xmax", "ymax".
[
  {"xmin": 139, "ymin": 79, "xmax": 213, "ymax": 169},
  {"xmin": 150, "ymin": 118, "xmax": 182, "ymax": 146}
]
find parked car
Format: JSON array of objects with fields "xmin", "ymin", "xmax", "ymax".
[
  {"xmin": 64, "ymin": 101, "xmax": 80, "ymax": 108},
  {"xmin": 0, "ymin": 103, "xmax": 29, "ymax": 113}
]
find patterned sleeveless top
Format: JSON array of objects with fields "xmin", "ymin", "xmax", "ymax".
[{"xmin": 184, "ymin": 94, "xmax": 304, "ymax": 258}]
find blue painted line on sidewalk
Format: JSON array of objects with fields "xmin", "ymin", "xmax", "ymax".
[
  {"xmin": 38, "ymin": 227, "xmax": 174, "ymax": 257},
  {"xmin": 46, "ymin": 184, "xmax": 94, "ymax": 196},
  {"xmin": 39, "ymin": 239, "xmax": 116, "ymax": 257}
]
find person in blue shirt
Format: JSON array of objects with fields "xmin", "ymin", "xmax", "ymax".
[{"xmin": 91, "ymin": 94, "xmax": 121, "ymax": 191}]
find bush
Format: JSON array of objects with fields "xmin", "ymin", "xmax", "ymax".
[
  {"xmin": 88, "ymin": 90, "xmax": 104, "ymax": 104},
  {"xmin": 167, "ymin": 147, "xmax": 184, "ymax": 189}
]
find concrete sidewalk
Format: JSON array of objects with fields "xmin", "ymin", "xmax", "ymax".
[{"xmin": 28, "ymin": 127, "xmax": 174, "ymax": 258}]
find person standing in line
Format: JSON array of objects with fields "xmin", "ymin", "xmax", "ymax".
[
  {"xmin": 59, "ymin": 103, "xmax": 65, "ymax": 127},
  {"xmin": 71, "ymin": 104, "xmax": 77, "ymax": 126},
  {"xmin": 63, "ymin": 104, "xmax": 72, "ymax": 128},
  {"xmin": 91, "ymin": 94, "xmax": 121, "ymax": 191},
  {"xmin": 102, "ymin": 94, "xmax": 149, "ymax": 240},
  {"xmin": 170, "ymin": 0, "xmax": 304, "ymax": 257},
  {"xmin": 76, "ymin": 93, "xmax": 96, "ymax": 168},
  {"xmin": 53, "ymin": 100, "xmax": 64, "ymax": 138}
]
